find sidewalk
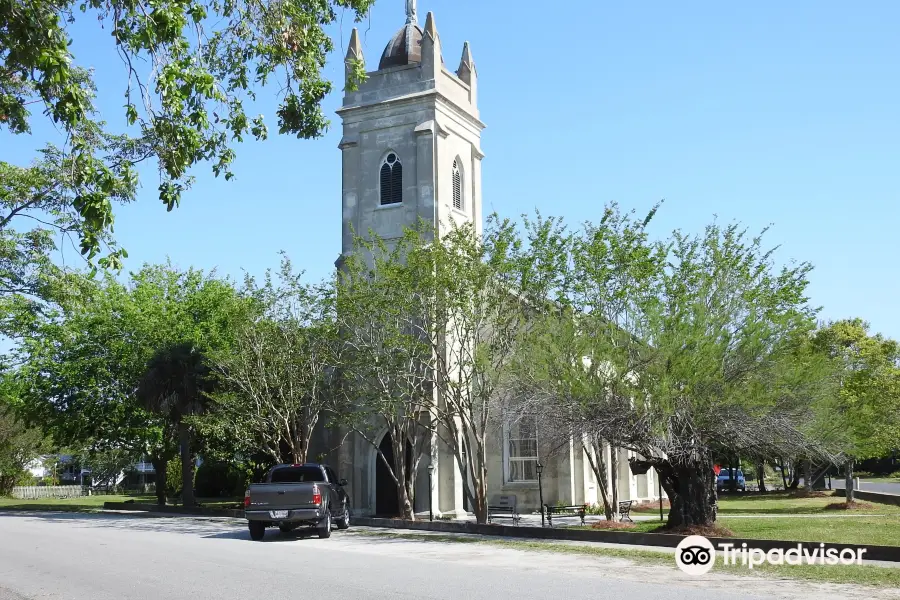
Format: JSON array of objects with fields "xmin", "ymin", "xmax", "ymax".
[
  {"xmin": 351, "ymin": 524, "xmax": 900, "ymax": 569},
  {"xmin": 422, "ymin": 512, "xmax": 663, "ymax": 527}
]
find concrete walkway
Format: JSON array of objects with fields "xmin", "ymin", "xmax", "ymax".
[
  {"xmin": 835, "ymin": 479, "xmax": 900, "ymax": 496},
  {"xmin": 98, "ymin": 508, "xmax": 900, "ymax": 568},
  {"xmin": 427, "ymin": 511, "xmax": 890, "ymax": 527},
  {"xmin": 719, "ymin": 513, "xmax": 890, "ymax": 518},
  {"xmin": 351, "ymin": 525, "xmax": 900, "ymax": 569}
]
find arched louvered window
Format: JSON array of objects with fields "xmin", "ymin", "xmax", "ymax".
[
  {"xmin": 452, "ymin": 158, "xmax": 463, "ymax": 210},
  {"xmin": 380, "ymin": 153, "xmax": 403, "ymax": 205}
]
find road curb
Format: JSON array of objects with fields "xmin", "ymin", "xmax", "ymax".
[
  {"xmin": 831, "ymin": 489, "xmax": 900, "ymax": 507},
  {"xmin": 350, "ymin": 516, "xmax": 900, "ymax": 563},
  {"xmin": 103, "ymin": 502, "xmax": 243, "ymax": 518}
]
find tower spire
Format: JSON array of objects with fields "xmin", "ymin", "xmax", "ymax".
[{"xmin": 406, "ymin": 0, "xmax": 417, "ymax": 24}]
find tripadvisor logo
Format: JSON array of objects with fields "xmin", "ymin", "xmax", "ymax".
[
  {"xmin": 676, "ymin": 536, "xmax": 716, "ymax": 575},
  {"xmin": 675, "ymin": 535, "xmax": 868, "ymax": 574}
]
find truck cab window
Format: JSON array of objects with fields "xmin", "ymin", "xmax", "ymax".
[{"xmin": 270, "ymin": 466, "xmax": 326, "ymax": 483}]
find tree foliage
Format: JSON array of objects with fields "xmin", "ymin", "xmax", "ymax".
[
  {"xmin": 1, "ymin": 0, "xmax": 374, "ymax": 323},
  {"xmin": 207, "ymin": 254, "xmax": 337, "ymax": 466},
  {"xmin": 335, "ymin": 215, "xmax": 570, "ymax": 523},
  {"xmin": 0, "ymin": 378, "xmax": 50, "ymax": 495},
  {"xmin": 138, "ymin": 341, "xmax": 215, "ymax": 507},
  {"xmin": 516, "ymin": 207, "xmax": 829, "ymax": 528},
  {"xmin": 811, "ymin": 319, "xmax": 900, "ymax": 460},
  {"xmin": 335, "ymin": 232, "xmax": 436, "ymax": 520},
  {"xmin": 12, "ymin": 262, "xmax": 250, "ymax": 503}
]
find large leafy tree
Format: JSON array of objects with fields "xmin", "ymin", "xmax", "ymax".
[
  {"xmin": 335, "ymin": 233, "xmax": 436, "ymax": 520},
  {"xmin": 13, "ymin": 263, "xmax": 250, "ymax": 504},
  {"xmin": 0, "ymin": 377, "xmax": 50, "ymax": 496},
  {"xmin": 207, "ymin": 255, "xmax": 337, "ymax": 467},
  {"xmin": 1, "ymin": 0, "xmax": 374, "ymax": 324},
  {"xmin": 621, "ymin": 223, "xmax": 826, "ymax": 528},
  {"xmin": 811, "ymin": 319, "xmax": 900, "ymax": 501},
  {"xmin": 520, "ymin": 212, "xmax": 830, "ymax": 529},
  {"xmin": 512, "ymin": 205, "xmax": 661, "ymax": 521},
  {"xmin": 339, "ymin": 215, "xmax": 568, "ymax": 523},
  {"xmin": 138, "ymin": 341, "xmax": 214, "ymax": 507}
]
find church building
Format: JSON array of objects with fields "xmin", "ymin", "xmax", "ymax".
[{"xmin": 328, "ymin": 2, "xmax": 662, "ymax": 518}]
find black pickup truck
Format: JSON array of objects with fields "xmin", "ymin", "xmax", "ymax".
[{"xmin": 243, "ymin": 463, "xmax": 351, "ymax": 541}]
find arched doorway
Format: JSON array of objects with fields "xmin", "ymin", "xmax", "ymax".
[{"xmin": 375, "ymin": 432, "xmax": 414, "ymax": 517}]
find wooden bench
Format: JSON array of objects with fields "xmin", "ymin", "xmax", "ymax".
[
  {"xmin": 618, "ymin": 500, "xmax": 634, "ymax": 523},
  {"xmin": 545, "ymin": 504, "xmax": 586, "ymax": 528},
  {"xmin": 487, "ymin": 495, "xmax": 521, "ymax": 526}
]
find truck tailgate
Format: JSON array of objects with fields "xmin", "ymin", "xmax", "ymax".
[{"xmin": 247, "ymin": 483, "xmax": 319, "ymax": 512}]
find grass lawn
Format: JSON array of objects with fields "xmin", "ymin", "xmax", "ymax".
[
  {"xmin": 349, "ymin": 530, "xmax": 900, "ymax": 588},
  {"xmin": 195, "ymin": 498, "xmax": 242, "ymax": 510},
  {"xmin": 0, "ymin": 495, "xmax": 142, "ymax": 512},
  {"xmin": 608, "ymin": 516, "xmax": 900, "ymax": 547},
  {"xmin": 0, "ymin": 495, "xmax": 242, "ymax": 512},
  {"xmin": 615, "ymin": 492, "xmax": 900, "ymax": 546},
  {"xmin": 718, "ymin": 515, "xmax": 900, "ymax": 547},
  {"xmin": 716, "ymin": 492, "xmax": 900, "ymax": 515},
  {"xmin": 632, "ymin": 491, "xmax": 900, "ymax": 516}
]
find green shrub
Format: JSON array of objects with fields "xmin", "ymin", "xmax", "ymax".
[
  {"xmin": 165, "ymin": 459, "xmax": 182, "ymax": 498},
  {"xmin": 585, "ymin": 503, "xmax": 606, "ymax": 516},
  {"xmin": 194, "ymin": 461, "xmax": 247, "ymax": 498},
  {"xmin": 854, "ymin": 471, "xmax": 875, "ymax": 479},
  {"xmin": 15, "ymin": 472, "xmax": 38, "ymax": 486}
]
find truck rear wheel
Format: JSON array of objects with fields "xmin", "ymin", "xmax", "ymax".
[
  {"xmin": 248, "ymin": 521, "xmax": 266, "ymax": 541},
  {"xmin": 317, "ymin": 510, "xmax": 332, "ymax": 539},
  {"xmin": 335, "ymin": 504, "xmax": 350, "ymax": 530}
]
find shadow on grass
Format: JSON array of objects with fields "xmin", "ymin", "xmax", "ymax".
[{"xmin": 0, "ymin": 503, "xmax": 105, "ymax": 512}]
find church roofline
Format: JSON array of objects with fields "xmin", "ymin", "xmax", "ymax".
[{"xmin": 336, "ymin": 88, "xmax": 486, "ymax": 130}]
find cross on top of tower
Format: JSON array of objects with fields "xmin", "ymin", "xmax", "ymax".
[{"xmin": 406, "ymin": 0, "xmax": 417, "ymax": 24}]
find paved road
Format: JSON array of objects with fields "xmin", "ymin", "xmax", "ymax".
[
  {"xmin": 834, "ymin": 480, "xmax": 900, "ymax": 496},
  {"xmin": 0, "ymin": 512, "xmax": 892, "ymax": 600}
]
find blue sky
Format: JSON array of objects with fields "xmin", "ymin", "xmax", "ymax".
[{"xmin": 4, "ymin": 1, "xmax": 899, "ymax": 338}]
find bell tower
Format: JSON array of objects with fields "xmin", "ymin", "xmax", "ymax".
[
  {"xmin": 335, "ymin": 4, "xmax": 484, "ymax": 518},
  {"xmin": 336, "ymin": 5, "xmax": 485, "ymax": 264}
]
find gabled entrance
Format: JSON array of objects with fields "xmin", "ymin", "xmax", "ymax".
[{"xmin": 374, "ymin": 432, "xmax": 413, "ymax": 517}]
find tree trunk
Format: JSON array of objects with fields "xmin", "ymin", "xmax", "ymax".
[
  {"xmin": 151, "ymin": 456, "xmax": 167, "ymax": 506},
  {"xmin": 403, "ymin": 469, "xmax": 418, "ymax": 522},
  {"xmin": 0, "ymin": 475, "xmax": 15, "ymax": 497},
  {"xmin": 472, "ymin": 471, "xmax": 488, "ymax": 524},
  {"xmin": 392, "ymin": 433, "xmax": 414, "ymax": 521},
  {"xmin": 610, "ymin": 446, "xmax": 620, "ymax": 521},
  {"xmin": 788, "ymin": 461, "xmax": 801, "ymax": 490},
  {"xmin": 640, "ymin": 456, "xmax": 717, "ymax": 529},
  {"xmin": 397, "ymin": 482, "xmax": 414, "ymax": 520},
  {"xmin": 178, "ymin": 422, "xmax": 195, "ymax": 508},
  {"xmin": 584, "ymin": 442, "xmax": 613, "ymax": 520},
  {"xmin": 845, "ymin": 458, "xmax": 855, "ymax": 504},
  {"xmin": 464, "ymin": 432, "xmax": 489, "ymax": 524},
  {"xmin": 756, "ymin": 461, "xmax": 766, "ymax": 493}
]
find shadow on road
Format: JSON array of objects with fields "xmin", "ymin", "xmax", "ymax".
[{"xmin": 0, "ymin": 510, "xmax": 357, "ymax": 544}]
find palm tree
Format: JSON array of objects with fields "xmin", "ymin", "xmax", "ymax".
[{"xmin": 137, "ymin": 342, "xmax": 214, "ymax": 508}]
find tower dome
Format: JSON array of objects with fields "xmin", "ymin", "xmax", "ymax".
[{"xmin": 378, "ymin": 23, "xmax": 424, "ymax": 70}]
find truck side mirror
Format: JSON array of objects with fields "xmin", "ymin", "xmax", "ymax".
[{"xmin": 339, "ymin": 479, "xmax": 348, "ymax": 487}]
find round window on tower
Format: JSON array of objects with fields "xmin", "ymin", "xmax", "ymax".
[{"xmin": 387, "ymin": 153, "xmax": 396, "ymax": 164}]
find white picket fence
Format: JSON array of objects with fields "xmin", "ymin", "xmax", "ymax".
[{"xmin": 11, "ymin": 486, "xmax": 86, "ymax": 500}]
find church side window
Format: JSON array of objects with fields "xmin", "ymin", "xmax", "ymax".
[
  {"xmin": 380, "ymin": 153, "xmax": 403, "ymax": 205},
  {"xmin": 506, "ymin": 415, "xmax": 538, "ymax": 483},
  {"xmin": 452, "ymin": 158, "xmax": 463, "ymax": 210}
]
